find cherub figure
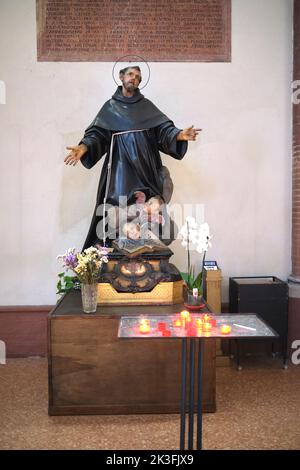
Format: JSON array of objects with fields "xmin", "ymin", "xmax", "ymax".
[
  {"xmin": 120, "ymin": 191, "xmax": 164, "ymax": 241},
  {"xmin": 134, "ymin": 191, "xmax": 164, "ymax": 230},
  {"xmin": 122, "ymin": 221, "xmax": 141, "ymax": 241}
]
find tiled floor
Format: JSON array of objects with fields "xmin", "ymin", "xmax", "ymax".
[{"xmin": 0, "ymin": 356, "xmax": 299, "ymax": 450}]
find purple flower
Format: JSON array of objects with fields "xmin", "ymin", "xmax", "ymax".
[
  {"xmin": 63, "ymin": 252, "xmax": 78, "ymax": 269},
  {"xmin": 57, "ymin": 248, "xmax": 78, "ymax": 270}
]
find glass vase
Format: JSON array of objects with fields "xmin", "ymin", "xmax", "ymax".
[
  {"xmin": 81, "ymin": 282, "xmax": 98, "ymax": 313},
  {"xmin": 186, "ymin": 290, "xmax": 204, "ymax": 307}
]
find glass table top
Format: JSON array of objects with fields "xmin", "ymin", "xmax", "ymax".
[{"xmin": 118, "ymin": 313, "xmax": 278, "ymax": 339}]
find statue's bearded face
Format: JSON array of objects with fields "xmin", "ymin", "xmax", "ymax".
[{"xmin": 120, "ymin": 68, "xmax": 142, "ymax": 92}]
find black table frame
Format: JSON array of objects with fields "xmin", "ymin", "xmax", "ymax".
[
  {"xmin": 119, "ymin": 313, "xmax": 278, "ymax": 451},
  {"xmin": 180, "ymin": 338, "xmax": 204, "ymax": 450}
]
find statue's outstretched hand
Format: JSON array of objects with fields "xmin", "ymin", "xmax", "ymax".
[
  {"xmin": 64, "ymin": 144, "xmax": 88, "ymax": 166},
  {"xmin": 177, "ymin": 126, "xmax": 202, "ymax": 141}
]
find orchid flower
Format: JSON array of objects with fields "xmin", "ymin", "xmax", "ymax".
[{"xmin": 179, "ymin": 218, "xmax": 212, "ymax": 293}]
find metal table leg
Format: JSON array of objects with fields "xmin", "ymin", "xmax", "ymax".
[
  {"xmin": 236, "ymin": 339, "xmax": 242, "ymax": 371},
  {"xmin": 188, "ymin": 339, "xmax": 196, "ymax": 450},
  {"xmin": 180, "ymin": 338, "xmax": 204, "ymax": 450},
  {"xmin": 196, "ymin": 338, "xmax": 204, "ymax": 450},
  {"xmin": 180, "ymin": 338, "xmax": 188, "ymax": 450},
  {"xmin": 282, "ymin": 337, "xmax": 288, "ymax": 369}
]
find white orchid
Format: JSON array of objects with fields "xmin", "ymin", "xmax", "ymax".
[
  {"xmin": 179, "ymin": 217, "xmax": 213, "ymax": 293},
  {"xmin": 179, "ymin": 219, "xmax": 212, "ymax": 253},
  {"xmin": 179, "ymin": 216, "xmax": 198, "ymax": 242},
  {"xmin": 196, "ymin": 222, "xmax": 212, "ymax": 254}
]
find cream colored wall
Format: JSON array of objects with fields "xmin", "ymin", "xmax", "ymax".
[{"xmin": 0, "ymin": 0, "xmax": 293, "ymax": 305}]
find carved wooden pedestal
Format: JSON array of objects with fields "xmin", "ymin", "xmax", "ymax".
[
  {"xmin": 98, "ymin": 251, "xmax": 184, "ymax": 305},
  {"xmin": 48, "ymin": 290, "xmax": 216, "ymax": 415}
]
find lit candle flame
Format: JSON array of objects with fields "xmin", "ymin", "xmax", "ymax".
[
  {"xmin": 203, "ymin": 322, "xmax": 212, "ymax": 331},
  {"xmin": 220, "ymin": 324, "xmax": 231, "ymax": 335},
  {"xmin": 180, "ymin": 310, "xmax": 190, "ymax": 319},
  {"xmin": 139, "ymin": 318, "xmax": 150, "ymax": 334}
]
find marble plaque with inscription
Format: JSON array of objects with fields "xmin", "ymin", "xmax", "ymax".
[{"xmin": 37, "ymin": 0, "xmax": 231, "ymax": 62}]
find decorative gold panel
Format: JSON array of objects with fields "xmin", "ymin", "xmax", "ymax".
[{"xmin": 98, "ymin": 281, "xmax": 183, "ymax": 306}]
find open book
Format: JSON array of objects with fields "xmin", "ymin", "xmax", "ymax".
[{"xmin": 112, "ymin": 237, "xmax": 171, "ymax": 257}]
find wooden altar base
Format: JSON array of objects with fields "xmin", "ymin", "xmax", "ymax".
[{"xmin": 48, "ymin": 290, "xmax": 216, "ymax": 415}]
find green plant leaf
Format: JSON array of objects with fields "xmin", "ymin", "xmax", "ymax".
[
  {"xmin": 194, "ymin": 272, "xmax": 203, "ymax": 290},
  {"xmin": 180, "ymin": 271, "xmax": 193, "ymax": 290},
  {"xmin": 180, "ymin": 272, "xmax": 189, "ymax": 283},
  {"xmin": 56, "ymin": 273, "xmax": 77, "ymax": 296}
]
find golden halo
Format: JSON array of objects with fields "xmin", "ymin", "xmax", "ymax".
[{"xmin": 112, "ymin": 55, "xmax": 151, "ymax": 90}]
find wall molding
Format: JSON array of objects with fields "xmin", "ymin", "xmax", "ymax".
[
  {"xmin": 0, "ymin": 305, "xmax": 53, "ymax": 313},
  {"xmin": 0, "ymin": 305, "xmax": 53, "ymax": 357}
]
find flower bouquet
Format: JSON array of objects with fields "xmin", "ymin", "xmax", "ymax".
[
  {"xmin": 57, "ymin": 246, "xmax": 109, "ymax": 313},
  {"xmin": 179, "ymin": 217, "xmax": 212, "ymax": 308}
]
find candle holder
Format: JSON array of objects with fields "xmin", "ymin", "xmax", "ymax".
[
  {"xmin": 203, "ymin": 322, "xmax": 212, "ymax": 332},
  {"xmin": 139, "ymin": 318, "xmax": 150, "ymax": 334},
  {"xmin": 173, "ymin": 319, "xmax": 182, "ymax": 328},
  {"xmin": 157, "ymin": 322, "xmax": 166, "ymax": 332},
  {"xmin": 220, "ymin": 324, "xmax": 231, "ymax": 335},
  {"xmin": 184, "ymin": 291, "xmax": 205, "ymax": 310},
  {"xmin": 180, "ymin": 310, "xmax": 190, "ymax": 320}
]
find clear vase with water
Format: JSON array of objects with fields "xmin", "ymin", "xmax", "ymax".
[
  {"xmin": 186, "ymin": 287, "xmax": 204, "ymax": 307},
  {"xmin": 81, "ymin": 282, "xmax": 98, "ymax": 313}
]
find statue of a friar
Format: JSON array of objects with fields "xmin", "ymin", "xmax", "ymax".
[{"xmin": 64, "ymin": 66, "xmax": 201, "ymax": 251}]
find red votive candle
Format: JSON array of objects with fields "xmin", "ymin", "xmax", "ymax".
[
  {"xmin": 158, "ymin": 322, "xmax": 166, "ymax": 331},
  {"xmin": 187, "ymin": 326, "xmax": 197, "ymax": 337},
  {"xmin": 162, "ymin": 330, "xmax": 171, "ymax": 337}
]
